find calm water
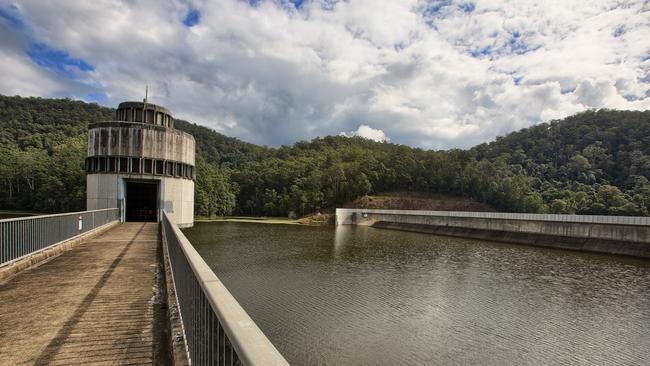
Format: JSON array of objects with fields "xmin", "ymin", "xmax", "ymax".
[{"xmin": 184, "ymin": 222, "xmax": 650, "ymax": 366}]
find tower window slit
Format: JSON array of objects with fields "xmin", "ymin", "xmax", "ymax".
[
  {"xmin": 130, "ymin": 157, "xmax": 141, "ymax": 173},
  {"xmin": 165, "ymin": 161, "xmax": 173, "ymax": 176},
  {"xmin": 99, "ymin": 157, "xmax": 107, "ymax": 172},
  {"xmin": 108, "ymin": 157, "xmax": 117, "ymax": 172},
  {"xmin": 119, "ymin": 157, "xmax": 129, "ymax": 173},
  {"xmin": 155, "ymin": 160, "xmax": 164, "ymax": 175},
  {"xmin": 143, "ymin": 159, "xmax": 153, "ymax": 174}
]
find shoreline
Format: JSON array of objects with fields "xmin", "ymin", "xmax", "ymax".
[{"xmin": 194, "ymin": 217, "xmax": 316, "ymax": 225}]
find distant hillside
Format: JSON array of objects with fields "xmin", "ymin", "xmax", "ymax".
[
  {"xmin": 0, "ymin": 95, "xmax": 113, "ymax": 151},
  {"xmin": 344, "ymin": 192, "xmax": 494, "ymax": 212},
  {"xmin": 473, "ymin": 109, "xmax": 650, "ymax": 186},
  {"xmin": 1, "ymin": 95, "xmax": 649, "ymax": 217},
  {"xmin": 471, "ymin": 110, "xmax": 650, "ymax": 215}
]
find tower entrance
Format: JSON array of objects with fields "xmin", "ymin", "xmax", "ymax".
[{"xmin": 125, "ymin": 181, "xmax": 159, "ymax": 222}]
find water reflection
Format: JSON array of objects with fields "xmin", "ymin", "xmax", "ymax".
[
  {"xmin": 332, "ymin": 224, "xmax": 350, "ymax": 257},
  {"xmin": 185, "ymin": 222, "xmax": 650, "ymax": 366}
]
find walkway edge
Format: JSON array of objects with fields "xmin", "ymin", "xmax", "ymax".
[
  {"xmin": 0, "ymin": 221, "xmax": 120, "ymax": 283},
  {"xmin": 160, "ymin": 223, "xmax": 190, "ymax": 365}
]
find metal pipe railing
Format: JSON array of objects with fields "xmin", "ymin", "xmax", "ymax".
[
  {"xmin": 162, "ymin": 211, "xmax": 289, "ymax": 366},
  {"xmin": 0, "ymin": 208, "xmax": 120, "ymax": 267}
]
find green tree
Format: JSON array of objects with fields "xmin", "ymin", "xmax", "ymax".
[{"xmin": 194, "ymin": 157, "xmax": 236, "ymax": 217}]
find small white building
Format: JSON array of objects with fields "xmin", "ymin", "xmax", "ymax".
[{"xmin": 86, "ymin": 101, "xmax": 195, "ymax": 227}]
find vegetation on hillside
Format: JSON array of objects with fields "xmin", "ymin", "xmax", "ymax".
[
  {"xmin": 1, "ymin": 95, "xmax": 649, "ymax": 217},
  {"xmin": 344, "ymin": 192, "xmax": 494, "ymax": 212},
  {"xmin": 472, "ymin": 110, "xmax": 650, "ymax": 215},
  {"xmin": 0, "ymin": 96, "xmax": 112, "ymax": 212}
]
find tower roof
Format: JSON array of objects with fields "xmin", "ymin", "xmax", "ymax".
[
  {"xmin": 115, "ymin": 101, "xmax": 174, "ymax": 127},
  {"xmin": 117, "ymin": 101, "xmax": 172, "ymax": 116}
]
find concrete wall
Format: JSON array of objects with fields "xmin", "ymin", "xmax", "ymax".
[
  {"xmin": 87, "ymin": 173, "xmax": 194, "ymax": 227},
  {"xmin": 88, "ymin": 122, "xmax": 195, "ymax": 165},
  {"xmin": 160, "ymin": 176, "xmax": 194, "ymax": 228},
  {"xmin": 336, "ymin": 208, "xmax": 650, "ymax": 258}
]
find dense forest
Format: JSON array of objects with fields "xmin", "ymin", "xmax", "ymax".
[{"xmin": 1, "ymin": 95, "xmax": 649, "ymax": 216}]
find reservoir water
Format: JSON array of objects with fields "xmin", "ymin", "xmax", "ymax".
[{"xmin": 184, "ymin": 222, "xmax": 650, "ymax": 366}]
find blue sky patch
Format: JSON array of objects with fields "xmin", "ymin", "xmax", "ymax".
[
  {"xmin": 613, "ymin": 25, "xmax": 625, "ymax": 37},
  {"xmin": 183, "ymin": 9, "xmax": 201, "ymax": 27},
  {"xmin": 27, "ymin": 43, "xmax": 94, "ymax": 77},
  {"xmin": 421, "ymin": 0, "xmax": 452, "ymax": 17},
  {"xmin": 247, "ymin": 0, "xmax": 306, "ymax": 10},
  {"xmin": 471, "ymin": 45, "xmax": 492, "ymax": 58},
  {"xmin": 2, "ymin": 5, "xmax": 95, "ymax": 81},
  {"xmin": 85, "ymin": 91, "xmax": 108, "ymax": 105},
  {"xmin": 508, "ymin": 31, "xmax": 539, "ymax": 55},
  {"xmin": 459, "ymin": 2, "xmax": 475, "ymax": 13},
  {"xmin": 0, "ymin": 5, "xmax": 25, "ymax": 29},
  {"xmin": 318, "ymin": 0, "xmax": 336, "ymax": 11}
]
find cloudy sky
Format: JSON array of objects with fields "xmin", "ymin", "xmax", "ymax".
[{"xmin": 1, "ymin": 0, "xmax": 649, "ymax": 149}]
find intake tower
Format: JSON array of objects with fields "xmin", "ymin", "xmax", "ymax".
[{"xmin": 85, "ymin": 100, "xmax": 195, "ymax": 227}]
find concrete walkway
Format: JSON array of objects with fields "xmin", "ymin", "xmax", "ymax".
[{"xmin": 0, "ymin": 223, "xmax": 168, "ymax": 365}]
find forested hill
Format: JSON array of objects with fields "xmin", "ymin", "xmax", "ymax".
[
  {"xmin": 1, "ymin": 95, "xmax": 649, "ymax": 217},
  {"xmin": 473, "ymin": 110, "xmax": 650, "ymax": 186},
  {"xmin": 472, "ymin": 110, "xmax": 650, "ymax": 215}
]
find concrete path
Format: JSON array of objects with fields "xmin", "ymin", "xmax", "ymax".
[{"xmin": 0, "ymin": 223, "xmax": 168, "ymax": 365}]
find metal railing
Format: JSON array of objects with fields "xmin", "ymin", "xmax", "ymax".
[
  {"xmin": 0, "ymin": 208, "xmax": 120, "ymax": 267},
  {"xmin": 162, "ymin": 211, "xmax": 289, "ymax": 366}
]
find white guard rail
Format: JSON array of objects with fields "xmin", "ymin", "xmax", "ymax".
[{"xmin": 161, "ymin": 211, "xmax": 289, "ymax": 366}]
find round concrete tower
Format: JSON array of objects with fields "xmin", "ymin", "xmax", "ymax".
[{"xmin": 86, "ymin": 101, "xmax": 195, "ymax": 227}]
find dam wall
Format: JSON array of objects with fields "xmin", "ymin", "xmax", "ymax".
[{"xmin": 335, "ymin": 209, "xmax": 650, "ymax": 258}]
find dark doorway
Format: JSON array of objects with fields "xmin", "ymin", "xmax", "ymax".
[{"xmin": 126, "ymin": 181, "xmax": 158, "ymax": 222}]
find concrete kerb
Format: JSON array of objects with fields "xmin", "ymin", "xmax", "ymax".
[
  {"xmin": 160, "ymin": 222, "xmax": 190, "ymax": 366},
  {"xmin": 0, "ymin": 220, "xmax": 120, "ymax": 283}
]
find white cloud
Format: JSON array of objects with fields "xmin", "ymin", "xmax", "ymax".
[
  {"xmin": 342, "ymin": 124, "xmax": 390, "ymax": 142},
  {"xmin": 1, "ymin": 0, "xmax": 649, "ymax": 148}
]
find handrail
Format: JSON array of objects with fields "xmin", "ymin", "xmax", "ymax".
[
  {"xmin": 162, "ymin": 211, "xmax": 289, "ymax": 366},
  {"xmin": 0, "ymin": 208, "xmax": 118, "ymax": 223},
  {"xmin": 1, "ymin": 208, "xmax": 120, "ymax": 266}
]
